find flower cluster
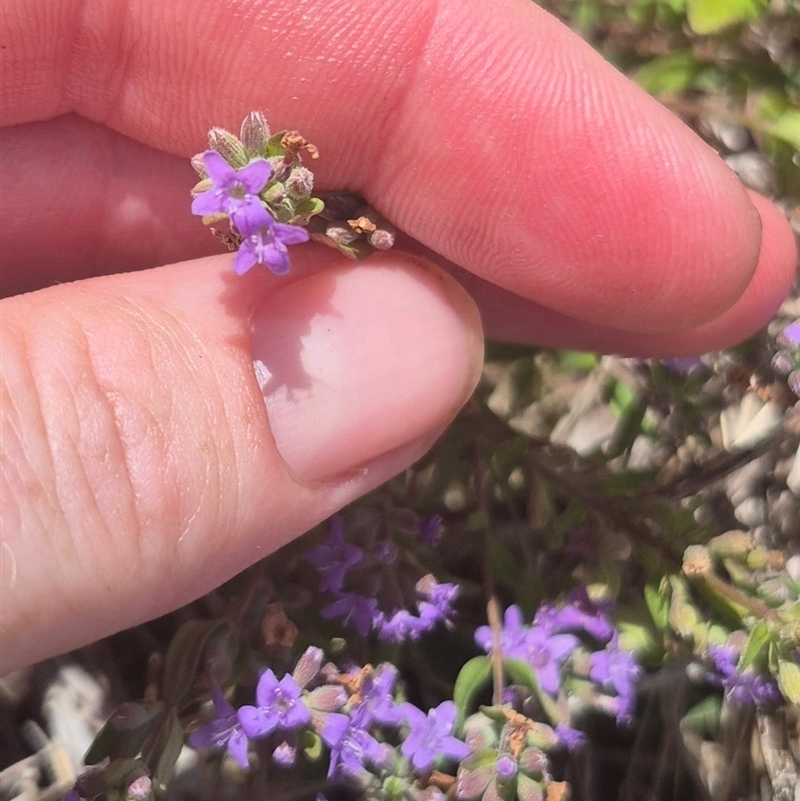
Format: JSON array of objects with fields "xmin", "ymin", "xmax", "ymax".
[
  {"xmin": 305, "ymin": 515, "xmax": 459, "ymax": 642},
  {"xmin": 190, "ymin": 111, "xmax": 396, "ymax": 272},
  {"xmin": 707, "ymin": 645, "xmax": 784, "ymax": 708},
  {"xmin": 188, "ymin": 647, "xmax": 475, "ymax": 793},
  {"xmin": 772, "ymin": 318, "xmax": 800, "ymax": 396},
  {"xmin": 475, "ymin": 591, "xmax": 643, "ymax": 732},
  {"xmin": 190, "ymin": 112, "xmax": 316, "ymax": 275}
]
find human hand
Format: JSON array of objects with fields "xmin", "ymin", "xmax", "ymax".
[{"xmin": 1, "ymin": 0, "xmax": 795, "ymax": 674}]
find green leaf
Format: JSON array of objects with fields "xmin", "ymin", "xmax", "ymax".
[
  {"xmin": 635, "ymin": 51, "xmax": 701, "ymax": 96},
  {"xmin": 503, "ymin": 660, "xmax": 563, "ymax": 725},
  {"xmin": 739, "ymin": 621, "xmax": 771, "ymax": 671},
  {"xmin": 84, "ymin": 703, "xmax": 164, "ymax": 765},
  {"xmin": 768, "ymin": 109, "xmax": 800, "ymax": 151},
  {"xmin": 681, "ymin": 695, "xmax": 722, "ymax": 738},
  {"xmin": 644, "ymin": 582, "xmax": 670, "ymax": 632},
  {"xmin": 453, "ymin": 656, "xmax": 493, "ymax": 730},
  {"xmin": 141, "ymin": 707, "xmax": 184, "ymax": 792},
  {"xmin": 162, "ymin": 619, "xmax": 229, "ymax": 709},
  {"xmin": 777, "ymin": 660, "xmax": 800, "ymax": 705},
  {"xmin": 687, "ymin": 0, "xmax": 767, "ymax": 34}
]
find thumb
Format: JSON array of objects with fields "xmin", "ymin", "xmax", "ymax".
[{"xmin": 0, "ymin": 249, "xmax": 483, "ymax": 673}]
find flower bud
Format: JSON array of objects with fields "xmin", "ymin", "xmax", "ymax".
[
  {"xmin": 240, "ymin": 111, "xmax": 270, "ymax": 158},
  {"xmin": 268, "ymin": 156, "xmax": 292, "ymax": 182},
  {"xmin": 190, "ymin": 153, "xmax": 209, "ymax": 178},
  {"xmin": 293, "ymin": 646, "xmax": 324, "ymax": 689},
  {"xmin": 285, "ymin": 166, "xmax": 314, "ymax": 199},
  {"xmin": 369, "ymin": 226, "xmax": 396, "ymax": 251},
  {"xmin": 325, "ymin": 223, "xmax": 360, "ymax": 246},
  {"xmin": 207, "ymin": 127, "xmax": 247, "ymax": 168}
]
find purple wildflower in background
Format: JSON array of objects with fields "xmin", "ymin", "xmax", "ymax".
[
  {"xmin": 475, "ymin": 605, "xmax": 529, "ymax": 658},
  {"xmin": 519, "ymin": 626, "xmax": 578, "ymax": 696},
  {"xmin": 589, "ymin": 641, "xmax": 642, "ymax": 722},
  {"xmin": 327, "ymin": 705, "xmax": 387, "ymax": 779},
  {"xmin": 708, "ymin": 646, "xmax": 783, "ymax": 707},
  {"xmin": 555, "ymin": 724, "xmax": 586, "ymax": 750},
  {"xmin": 191, "ymin": 151, "xmax": 272, "ymax": 222},
  {"xmin": 536, "ymin": 588, "xmax": 614, "ymax": 643},
  {"xmin": 237, "ymin": 670, "xmax": 311, "ymax": 738},
  {"xmin": 401, "ymin": 701, "xmax": 471, "ymax": 773},
  {"xmin": 357, "ymin": 664, "xmax": 404, "ymax": 725},
  {"xmin": 233, "ymin": 204, "xmax": 310, "ymax": 275},
  {"xmin": 376, "ymin": 608, "xmax": 427, "ymax": 642},
  {"xmin": 189, "ymin": 686, "xmax": 250, "ymax": 768},
  {"xmin": 306, "ymin": 516, "xmax": 364, "ymax": 592},
  {"xmin": 321, "ymin": 592, "xmax": 380, "ymax": 636},
  {"xmin": 418, "ymin": 515, "xmax": 443, "ymax": 545}
]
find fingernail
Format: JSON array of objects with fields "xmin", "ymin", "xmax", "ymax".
[{"xmin": 250, "ymin": 256, "xmax": 483, "ymax": 482}]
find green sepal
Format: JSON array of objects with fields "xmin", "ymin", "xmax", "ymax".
[
  {"xmin": 739, "ymin": 621, "xmax": 771, "ymax": 671},
  {"xmin": 301, "ymin": 729, "xmax": 323, "ymax": 760},
  {"xmin": 516, "ymin": 774, "xmax": 544, "ymax": 801}
]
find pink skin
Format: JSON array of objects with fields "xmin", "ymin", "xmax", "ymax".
[{"xmin": 0, "ymin": 0, "xmax": 796, "ymax": 673}]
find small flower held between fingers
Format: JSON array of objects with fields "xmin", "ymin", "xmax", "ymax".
[
  {"xmin": 190, "ymin": 151, "xmax": 272, "ymax": 223},
  {"xmin": 234, "ymin": 204, "xmax": 310, "ymax": 276}
]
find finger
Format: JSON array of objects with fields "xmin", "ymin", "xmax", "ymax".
[
  {"xmin": 440, "ymin": 191, "xmax": 797, "ymax": 356},
  {"xmin": 0, "ymin": 250, "xmax": 483, "ymax": 673},
  {"xmin": 4, "ymin": 112, "xmax": 790, "ymax": 356},
  {"xmin": 1, "ymin": 0, "xmax": 764, "ymax": 332},
  {"xmin": 0, "ymin": 116, "xmax": 214, "ymax": 296}
]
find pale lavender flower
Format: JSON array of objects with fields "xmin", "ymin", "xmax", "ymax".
[
  {"xmin": 589, "ymin": 643, "xmax": 642, "ymax": 722},
  {"xmin": 189, "ymin": 686, "xmax": 250, "ymax": 768},
  {"xmin": 401, "ymin": 701, "xmax": 471, "ymax": 773},
  {"xmin": 520, "ymin": 626, "xmax": 578, "ymax": 696},
  {"xmin": 326, "ymin": 706, "xmax": 386, "ymax": 779},
  {"xmin": 475, "ymin": 605, "xmax": 529, "ymax": 658},
  {"xmin": 708, "ymin": 646, "xmax": 783, "ymax": 707},
  {"xmin": 358, "ymin": 663, "xmax": 404, "ymax": 725},
  {"xmin": 306, "ymin": 516, "xmax": 364, "ymax": 592},
  {"xmin": 233, "ymin": 204, "xmax": 309, "ymax": 276},
  {"xmin": 376, "ymin": 608, "xmax": 427, "ymax": 642},
  {"xmin": 191, "ymin": 151, "xmax": 272, "ymax": 222},
  {"xmin": 237, "ymin": 670, "xmax": 311, "ymax": 738},
  {"xmin": 555, "ymin": 723, "xmax": 586, "ymax": 750},
  {"xmin": 536, "ymin": 589, "xmax": 614, "ymax": 643},
  {"xmin": 273, "ymin": 740, "xmax": 297, "ymax": 766},
  {"xmin": 321, "ymin": 592, "xmax": 380, "ymax": 637}
]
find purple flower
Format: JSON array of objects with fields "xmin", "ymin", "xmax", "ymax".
[
  {"xmin": 660, "ymin": 356, "xmax": 705, "ymax": 374},
  {"xmin": 189, "ymin": 686, "xmax": 250, "ymax": 768},
  {"xmin": 401, "ymin": 701, "xmax": 471, "ymax": 773},
  {"xmin": 418, "ymin": 515, "xmax": 443, "ymax": 545},
  {"xmin": 191, "ymin": 151, "xmax": 272, "ymax": 222},
  {"xmin": 321, "ymin": 592, "xmax": 380, "ymax": 637},
  {"xmin": 522, "ymin": 627, "xmax": 577, "ymax": 696},
  {"xmin": 306, "ymin": 516, "xmax": 364, "ymax": 592},
  {"xmin": 589, "ymin": 644, "xmax": 642, "ymax": 722},
  {"xmin": 272, "ymin": 740, "xmax": 297, "ymax": 766},
  {"xmin": 376, "ymin": 608, "xmax": 427, "ymax": 642},
  {"xmin": 233, "ymin": 204, "xmax": 309, "ymax": 276},
  {"xmin": 555, "ymin": 723, "xmax": 586, "ymax": 750},
  {"xmin": 357, "ymin": 663, "xmax": 404, "ymax": 726},
  {"xmin": 708, "ymin": 646, "xmax": 783, "ymax": 708},
  {"xmin": 536, "ymin": 589, "xmax": 614, "ymax": 643},
  {"xmin": 475, "ymin": 605, "xmax": 529, "ymax": 658},
  {"xmin": 326, "ymin": 706, "xmax": 387, "ymax": 779},
  {"xmin": 237, "ymin": 670, "xmax": 311, "ymax": 738}
]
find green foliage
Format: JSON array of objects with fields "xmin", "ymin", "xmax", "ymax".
[{"xmin": 686, "ymin": 0, "xmax": 768, "ymax": 34}]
